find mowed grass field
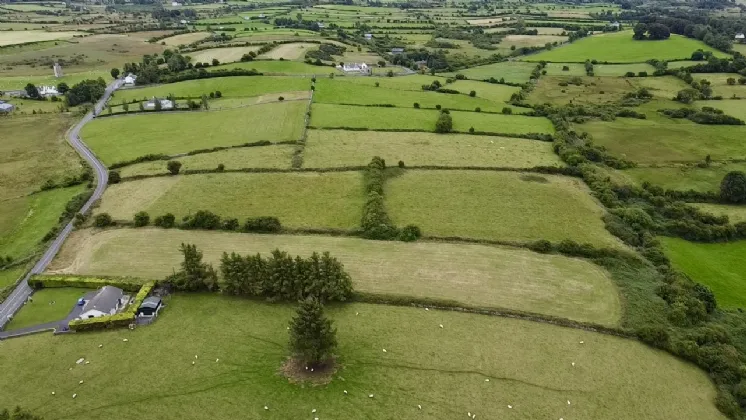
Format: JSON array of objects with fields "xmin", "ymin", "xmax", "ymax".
[
  {"xmin": 0, "ymin": 30, "xmax": 81, "ymax": 46},
  {"xmin": 187, "ymin": 46, "xmax": 261, "ymax": 64},
  {"xmin": 623, "ymin": 162, "xmax": 746, "ymax": 192},
  {"xmin": 0, "ymin": 295, "xmax": 725, "ymax": 420},
  {"xmin": 51, "ymin": 228, "xmax": 619, "ymax": 324},
  {"xmin": 310, "ymin": 104, "xmax": 554, "ymax": 134},
  {"xmin": 5, "ymin": 287, "xmax": 89, "ymax": 331},
  {"xmin": 95, "ymin": 172, "xmax": 363, "ymax": 229},
  {"xmin": 525, "ymin": 31, "xmax": 728, "ymax": 63},
  {"xmin": 119, "ymin": 145, "xmax": 294, "ymax": 177},
  {"xmin": 303, "ymin": 130, "xmax": 563, "ymax": 168},
  {"xmin": 440, "ymin": 61, "xmax": 538, "ymax": 83},
  {"xmin": 81, "ymin": 101, "xmax": 306, "ymax": 165},
  {"xmin": 113, "ymin": 76, "xmax": 311, "ymax": 103},
  {"xmin": 661, "ymin": 237, "xmax": 746, "ymax": 309},
  {"xmin": 385, "ymin": 171, "xmax": 623, "ymax": 248}
]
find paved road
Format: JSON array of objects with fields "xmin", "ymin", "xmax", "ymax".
[{"xmin": 0, "ymin": 80, "xmax": 120, "ymax": 331}]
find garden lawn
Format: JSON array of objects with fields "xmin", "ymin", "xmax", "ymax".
[
  {"xmin": 118, "ymin": 145, "xmax": 294, "ymax": 177},
  {"xmin": 81, "ymin": 101, "xmax": 306, "ymax": 165},
  {"xmin": 525, "ymin": 31, "xmax": 728, "ymax": 63},
  {"xmin": 113, "ymin": 76, "xmax": 311, "ymax": 103},
  {"xmin": 385, "ymin": 171, "xmax": 623, "ymax": 248},
  {"xmin": 623, "ymin": 162, "xmax": 746, "ymax": 192},
  {"xmin": 661, "ymin": 237, "xmax": 746, "ymax": 309},
  {"xmin": 440, "ymin": 61, "xmax": 538, "ymax": 83},
  {"xmin": 0, "ymin": 295, "xmax": 725, "ymax": 420},
  {"xmin": 50, "ymin": 228, "xmax": 619, "ymax": 324},
  {"xmin": 303, "ymin": 130, "xmax": 563, "ymax": 168},
  {"xmin": 0, "ymin": 186, "xmax": 85, "ymax": 260},
  {"xmin": 95, "ymin": 172, "xmax": 363, "ymax": 230},
  {"xmin": 4, "ymin": 288, "xmax": 89, "ymax": 331}
]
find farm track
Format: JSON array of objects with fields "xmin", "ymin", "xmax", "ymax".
[{"xmin": 0, "ymin": 79, "xmax": 121, "ymax": 331}]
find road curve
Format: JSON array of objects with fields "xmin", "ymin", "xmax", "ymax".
[{"xmin": 0, "ymin": 80, "xmax": 120, "ymax": 330}]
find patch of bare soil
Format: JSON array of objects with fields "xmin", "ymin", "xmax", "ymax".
[{"xmin": 280, "ymin": 357, "xmax": 338, "ymax": 385}]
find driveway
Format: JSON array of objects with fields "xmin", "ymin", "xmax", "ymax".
[{"xmin": 0, "ymin": 291, "xmax": 97, "ymax": 339}]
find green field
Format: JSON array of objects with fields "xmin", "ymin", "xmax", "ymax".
[
  {"xmin": 303, "ymin": 130, "xmax": 563, "ymax": 168},
  {"xmin": 440, "ymin": 61, "xmax": 538, "ymax": 83},
  {"xmin": 385, "ymin": 171, "xmax": 623, "ymax": 248},
  {"xmin": 211, "ymin": 59, "xmax": 333, "ymax": 75},
  {"xmin": 0, "ymin": 267, "xmax": 25, "ymax": 291},
  {"xmin": 310, "ymin": 104, "xmax": 554, "ymax": 134},
  {"xmin": 526, "ymin": 31, "xmax": 728, "ymax": 63},
  {"xmin": 113, "ymin": 76, "xmax": 311, "ymax": 103},
  {"xmin": 0, "ymin": 295, "xmax": 725, "ymax": 420},
  {"xmin": 0, "ymin": 186, "xmax": 85, "ymax": 260},
  {"xmin": 82, "ymin": 102, "xmax": 306, "ymax": 165},
  {"xmin": 95, "ymin": 172, "xmax": 363, "ymax": 229},
  {"xmin": 693, "ymin": 203, "xmax": 746, "ymax": 224},
  {"xmin": 118, "ymin": 145, "xmax": 294, "ymax": 177},
  {"xmin": 51, "ymin": 228, "xmax": 619, "ymax": 324},
  {"xmin": 541, "ymin": 63, "xmax": 655, "ymax": 78},
  {"xmin": 0, "ymin": 70, "xmax": 111, "ymax": 90},
  {"xmin": 5, "ymin": 288, "xmax": 89, "ymax": 331},
  {"xmin": 623, "ymin": 162, "xmax": 746, "ymax": 192},
  {"xmin": 661, "ymin": 237, "xmax": 746, "ymax": 309},
  {"xmin": 700, "ymin": 99, "xmax": 746, "ymax": 120}
]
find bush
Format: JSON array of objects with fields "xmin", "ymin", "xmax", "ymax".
[
  {"xmin": 413, "ymin": 102, "xmax": 420, "ymax": 108},
  {"xmin": 562, "ymin": 65, "xmax": 570, "ymax": 71},
  {"xmin": 133, "ymin": 211, "xmax": 150, "ymax": 227},
  {"xmin": 435, "ymin": 104, "xmax": 441, "ymax": 110},
  {"xmin": 637, "ymin": 326, "xmax": 670, "ymax": 348},
  {"xmin": 720, "ymin": 171, "xmax": 746, "ymax": 203},
  {"xmin": 625, "ymin": 71, "xmax": 635, "ymax": 77},
  {"xmin": 222, "ymin": 218, "xmax": 240, "ymax": 231},
  {"xmin": 153, "ymin": 213, "xmax": 176, "ymax": 228},
  {"xmin": 397, "ymin": 225, "xmax": 422, "ymax": 242},
  {"xmin": 29, "ymin": 274, "xmax": 149, "ymax": 292},
  {"xmin": 108, "ymin": 170, "xmax": 121, "ymax": 184},
  {"xmin": 217, "ymin": 163, "xmax": 225, "ymax": 171},
  {"xmin": 637, "ymin": 71, "xmax": 648, "ymax": 77},
  {"xmin": 215, "ymin": 90, "xmax": 222, "ymax": 98},
  {"xmin": 167, "ymin": 160, "xmax": 182, "ymax": 175},
  {"xmin": 469, "ymin": 90, "xmax": 476, "ymax": 97},
  {"xmin": 398, "ymin": 160, "xmax": 405, "ymax": 168},
  {"xmin": 529, "ymin": 239, "xmax": 553, "ymax": 253},
  {"xmin": 278, "ymin": 96, "xmax": 284, "ymax": 101},
  {"xmin": 435, "ymin": 112, "xmax": 453, "ymax": 133},
  {"xmin": 501, "ymin": 107, "xmax": 512, "ymax": 115},
  {"xmin": 93, "ymin": 213, "xmax": 113, "ymax": 228},
  {"xmin": 243, "ymin": 216, "xmax": 282, "ymax": 233},
  {"xmin": 475, "ymin": 107, "xmax": 481, "ymax": 112},
  {"xmin": 181, "ymin": 210, "xmax": 221, "ymax": 230}
]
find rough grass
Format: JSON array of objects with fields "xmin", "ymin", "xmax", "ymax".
[
  {"xmin": 700, "ymin": 99, "xmax": 746, "ymax": 120},
  {"xmin": 303, "ymin": 130, "xmax": 563, "ymax": 168},
  {"xmin": 5, "ymin": 288, "xmax": 89, "ymax": 331},
  {"xmin": 623, "ymin": 162, "xmax": 746, "ymax": 192},
  {"xmin": 118, "ymin": 145, "xmax": 294, "ymax": 177},
  {"xmin": 439, "ymin": 61, "xmax": 538, "ymax": 83},
  {"xmin": 525, "ymin": 31, "xmax": 729, "ymax": 63},
  {"xmin": 692, "ymin": 73, "xmax": 746, "ymax": 98},
  {"xmin": 385, "ymin": 170, "xmax": 624, "ymax": 248},
  {"xmin": 258, "ymin": 42, "xmax": 318, "ymax": 60},
  {"xmin": 95, "ymin": 172, "xmax": 363, "ymax": 229},
  {"xmin": 161, "ymin": 32, "xmax": 210, "ymax": 46},
  {"xmin": 0, "ymin": 186, "xmax": 85, "ymax": 259},
  {"xmin": 113, "ymin": 76, "xmax": 311, "ymax": 103},
  {"xmin": 0, "ymin": 295, "xmax": 725, "ymax": 420},
  {"xmin": 544, "ymin": 63, "xmax": 656, "ymax": 77},
  {"xmin": 50, "ymin": 228, "xmax": 619, "ymax": 324},
  {"xmin": 81, "ymin": 101, "xmax": 306, "ymax": 165},
  {"xmin": 0, "ymin": 267, "xmax": 24, "ymax": 291},
  {"xmin": 210, "ymin": 59, "xmax": 332, "ymax": 75},
  {"xmin": 188, "ymin": 46, "xmax": 261, "ymax": 64},
  {"xmin": 310, "ymin": 104, "xmax": 554, "ymax": 134},
  {"xmin": 693, "ymin": 203, "xmax": 746, "ymax": 224},
  {"xmin": 0, "ymin": 30, "xmax": 81, "ymax": 46},
  {"xmin": 661, "ymin": 237, "xmax": 746, "ymax": 309},
  {"xmin": 528, "ymin": 76, "xmax": 637, "ymax": 105}
]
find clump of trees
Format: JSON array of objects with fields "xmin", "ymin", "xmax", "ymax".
[
  {"xmin": 165, "ymin": 243, "xmax": 218, "ymax": 292},
  {"xmin": 659, "ymin": 107, "xmax": 744, "ymax": 125},
  {"xmin": 632, "ymin": 23, "xmax": 671, "ymax": 40},
  {"xmin": 721, "ymin": 171, "xmax": 746, "ymax": 204},
  {"xmin": 435, "ymin": 110, "xmax": 453, "ymax": 133},
  {"xmin": 288, "ymin": 298, "xmax": 338, "ymax": 368},
  {"xmin": 66, "ymin": 78, "xmax": 106, "ymax": 107}
]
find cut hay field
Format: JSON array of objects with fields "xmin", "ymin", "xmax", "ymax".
[
  {"xmin": 81, "ymin": 101, "xmax": 306, "ymax": 165},
  {"xmin": 160, "ymin": 32, "xmax": 210, "ymax": 46},
  {"xmin": 661, "ymin": 237, "xmax": 746, "ymax": 309},
  {"xmin": 623, "ymin": 162, "xmax": 746, "ymax": 192},
  {"xmin": 440, "ymin": 61, "xmax": 538, "ymax": 83},
  {"xmin": 693, "ymin": 203, "xmax": 746, "ymax": 224},
  {"xmin": 525, "ymin": 32, "xmax": 728, "ymax": 63},
  {"xmin": 258, "ymin": 42, "xmax": 318, "ymax": 60},
  {"xmin": 113, "ymin": 76, "xmax": 311, "ymax": 103},
  {"xmin": 5, "ymin": 287, "xmax": 90, "ymax": 331},
  {"xmin": 187, "ymin": 46, "xmax": 261, "ymax": 64},
  {"xmin": 0, "ymin": 30, "xmax": 81, "ymax": 46},
  {"xmin": 385, "ymin": 171, "xmax": 623, "ymax": 248},
  {"xmin": 95, "ymin": 172, "xmax": 363, "ymax": 229},
  {"xmin": 580, "ymin": 118, "xmax": 746, "ymax": 163},
  {"xmin": 302, "ymin": 130, "xmax": 563, "ymax": 168},
  {"xmin": 119, "ymin": 145, "xmax": 294, "ymax": 177},
  {"xmin": 0, "ymin": 295, "xmax": 724, "ymax": 420},
  {"xmin": 310, "ymin": 104, "xmax": 554, "ymax": 134},
  {"xmin": 501, "ymin": 34, "xmax": 567, "ymax": 49},
  {"xmin": 51, "ymin": 228, "xmax": 619, "ymax": 324}
]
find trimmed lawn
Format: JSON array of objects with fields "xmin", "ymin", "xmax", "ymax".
[
  {"xmin": 95, "ymin": 172, "xmax": 363, "ymax": 230},
  {"xmin": 0, "ymin": 295, "xmax": 725, "ymax": 420},
  {"xmin": 113, "ymin": 76, "xmax": 311, "ymax": 103},
  {"xmin": 5, "ymin": 288, "xmax": 89, "ymax": 331},
  {"xmin": 623, "ymin": 163, "xmax": 746, "ymax": 192},
  {"xmin": 50, "ymin": 228, "xmax": 619, "ymax": 325},
  {"xmin": 303, "ymin": 130, "xmax": 563, "ymax": 168},
  {"xmin": 385, "ymin": 171, "xmax": 623, "ymax": 248},
  {"xmin": 119, "ymin": 145, "xmax": 294, "ymax": 177},
  {"xmin": 661, "ymin": 237, "xmax": 746, "ymax": 309},
  {"xmin": 82, "ymin": 101, "xmax": 306, "ymax": 165},
  {"xmin": 525, "ymin": 31, "xmax": 728, "ymax": 63},
  {"xmin": 440, "ymin": 61, "xmax": 538, "ymax": 83}
]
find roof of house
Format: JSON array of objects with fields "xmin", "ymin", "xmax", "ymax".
[
  {"xmin": 736, "ymin": 33, "xmax": 745, "ymax": 39},
  {"xmin": 82, "ymin": 286, "xmax": 123, "ymax": 313},
  {"xmin": 0, "ymin": 103, "xmax": 14, "ymax": 111},
  {"xmin": 139, "ymin": 297, "xmax": 162, "ymax": 310}
]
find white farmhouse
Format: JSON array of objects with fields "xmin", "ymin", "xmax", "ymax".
[
  {"xmin": 124, "ymin": 73, "xmax": 137, "ymax": 86},
  {"xmin": 144, "ymin": 98, "xmax": 174, "ymax": 110},
  {"xmin": 78, "ymin": 286, "xmax": 125, "ymax": 319},
  {"xmin": 171, "ymin": 1, "xmax": 181, "ymax": 6},
  {"xmin": 38, "ymin": 85, "xmax": 59, "ymax": 97},
  {"xmin": 337, "ymin": 62, "xmax": 370, "ymax": 73},
  {"xmin": 736, "ymin": 33, "xmax": 745, "ymax": 42}
]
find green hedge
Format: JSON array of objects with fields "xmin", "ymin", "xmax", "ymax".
[
  {"xmin": 29, "ymin": 275, "xmax": 151, "ymax": 292},
  {"xmin": 68, "ymin": 281, "xmax": 155, "ymax": 332}
]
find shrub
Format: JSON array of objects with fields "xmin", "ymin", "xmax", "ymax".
[
  {"xmin": 529, "ymin": 239, "xmax": 553, "ymax": 253},
  {"xmin": 289, "ymin": 297, "xmax": 338, "ymax": 366},
  {"xmin": 181, "ymin": 210, "xmax": 221, "ymax": 230},
  {"xmin": 278, "ymin": 96, "xmax": 285, "ymax": 101},
  {"xmin": 435, "ymin": 104, "xmax": 441, "ymax": 110},
  {"xmin": 397, "ymin": 225, "xmax": 421, "ymax": 242},
  {"xmin": 166, "ymin": 243, "xmax": 218, "ymax": 292},
  {"xmin": 108, "ymin": 170, "xmax": 121, "ymax": 184},
  {"xmin": 468, "ymin": 126, "xmax": 475, "ymax": 134},
  {"xmin": 435, "ymin": 112, "xmax": 453, "ymax": 133},
  {"xmin": 720, "ymin": 171, "xmax": 746, "ymax": 203},
  {"xmin": 209, "ymin": 92, "xmax": 215, "ymax": 99},
  {"xmin": 217, "ymin": 163, "xmax": 225, "ymax": 172},
  {"xmin": 222, "ymin": 218, "xmax": 240, "ymax": 231},
  {"xmin": 153, "ymin": 213, "xmax": 176, "ymax": 228},
  {"xmin": 501, "ymin": 107, "xmax": 512, "ymax": 115},
  {"xmin": 243, "ymin": 216, "xmax": 282, "ymax": 233},
  {"xmin": 215, "ymin": 90, "xmax": 222, "ymax": 98},
  {"xmin": 475, "ymin": 107, "xmax": 481, "ymax": 112},
  {"xmin": 625, "ymin": 71, "xmax": 635, "ymax": 77},
  {"xmin": 93, "ymin": 213, "xmax": 113, "ymax": 228},
  {"xmin": 637, "ymin": 326, "xmax": 670, "ymax": 348},
  {"xmin": 398, "ymin": 160, "xmax": 405, "ymax": 168},
  {"xmin": 637, "ymin": 71, "xmax": 648, "ymax": 77},
  {"xmin": 562, "ymin": 65, "xmax": 570, "ymax": 71},
  {"xmin": 133, "ymin": 211, "xmax": 150, "ymax": 227},
  {"xmin": 469, "ymin": 90, "xmax": 476, "ymax": 97},
  {"xmin": 413, "ymin": 102, "xmax": 420, "ymax": 108},
  {"xmin": 167, "ymin": 160, "xmax": 182, "ymax": 175}
]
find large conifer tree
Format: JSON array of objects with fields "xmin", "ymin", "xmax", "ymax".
[{"xmin": 288, "ymin": 298, "xmax": 337, "ymax": 366}]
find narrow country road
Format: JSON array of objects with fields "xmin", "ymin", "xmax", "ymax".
[{"xmin": 0, "ymin": 79, "xmax": 120, "ymax": 331}]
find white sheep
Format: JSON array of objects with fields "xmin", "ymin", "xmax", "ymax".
[
  {"xmin": 51, "ymin": 392, "xmax": 55, "ymax": 396},
  {"xmin": 312, "ymin": 409, "xmax": 316, "ymax": 413},
  {"xmin": 122, "ymin": 338, "xmax": 128, "ymax": 342},
  {"xmin": 264, "ymin": 406, "xmax": 269, "ymax": 410},
  {"xmin": 79, "ymin": 380, "xmax": 84, "ymax": 385},
  {"xmin": 439, "ymin": 324, "xmax": 443, "ymax": 329},
  {"xmin": 98, "ymin": 344, "xmax": 103, "ymax": 348},
  {"xmin": 382, "ymin": 349, "xmax": 387, "ymax": 353},
  {"xmin": 216, "ymin": 359, "xmax": 219, "ymax": 363},
  {"xmin": 343, "ymin": 390, "xmax": 348, "ymax": 395},
  {"xmin": 195, "ymin": 355, "xmax": 198, "ymax": 359},
  {"xmin": 507, "ymin": 405, "xmax": 512, "ymax": 409},
  {"xmin": 72, "ymin": 394, "xmax": 77, "ymax": 399},
  {"xmin": 417, "ymin": 405, "xmax": 422, "ymax": 410},
  {"xmin": 567, "ymin": 400, "xmax": 571, "ymax": 405},
  {"xmin": 192, "ymin": 361, "xmax": 195, "ymax": 366},
  {"xmin": 369, "ymin": 394, "xmax": 374, "ymax": 398},
  {"xmin": 468, "ymin": 412, "xmax": 471, "ymax": 417}
]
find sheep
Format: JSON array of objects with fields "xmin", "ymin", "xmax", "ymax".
[
  {"xmin": 382, "ymin": 349, "xmax": 387, "ymax": 353},
  {"xmin": 72, "ymin": 394, "xmax": 77, "ymax": 399},
  {"xmin": 439, "ymin": 324, "xmax": 443, "ymax": 329},
  {"xmin": 192, "ymin": 361, "xmax": 195, "ymax": 366},
  {"xmin": 216, "ymin": 359, "xmax": 219, "ymax": 363},
  {"xmin": 195, "ymin": 355, "xmax": 198, "ymax": 359},
  {"xmin": 264, "ymin": 406, "xmax": 269, "ymax": 410},
  {"xmin": 51, "ymin": 392, "xmax": 55, "ymax": 396},
  {"xmin": 468, "ymin": 412, "xmax": 471, "ymax": 417},
  {"xmin": 425, "ymin": 308, "xmax": 429, "ymax": 311},
  {"xmin": 79, "ymin": 381, "xmax": 84, "ymax": 385},
  {"xmin": 312, "ymin": 409, "xmax": 316, "ymax": 413},
  {"xmin": 417, "ymin": 405, "xmax": 422, "ymax": 410},
  {"xmin": 98, "ymin": 344, "xmax": 103, "ymax": 348},
  {"xmin": 567, "ymin": 400, "xmax": 571, "ymax": 405},
  {"xmin": 343, "ymin": 390, "xmax": 348, "ymax": 395},
  {"xmin": 368, "ymin": 394, "xmax": 374, "ymax": 398},
  {"xmin": 122, "ymin": 338, "xmax": 128, "ymax": 342},
  {"xmin": 507, "ymin": 405, "xmax": 512, "ymax": 409},
  {"xmin": 85, "ymin": 361, "xmax": 90, "ymax": 365},
  {"xmin": 579, "ymin": 341, "xmax": 584, "ymax": 344},
  {"xmin": 485, "ymin": 379, "xmax": 489, "ymax": 382},
  {"xmin": 571, "ymin": 362, "xmax": 575, "ymax": 367}
]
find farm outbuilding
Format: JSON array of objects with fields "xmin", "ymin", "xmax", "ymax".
[
  {"xmin": 0, "ymin": 101, "xmax": 14, "ymax": 113},
  {"xmin": 137, "ymin": 297, "xmax": 163, "ymax": 318},
  {"xmin": 78, "ymin": 286, "xmax": 125, "ymax": 319}
]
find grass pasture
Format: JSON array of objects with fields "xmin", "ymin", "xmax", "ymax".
[
  {"xmin": 161, "ymin": 32, "xmax": 210, "ymax": 46},
  {"xmin": 259, "ymin": 42, "xmax": 318, "ymax": 60},
  {"xmin": 0, "ymin": 295, "xmax": 724, "ymax": 420},
  {"xmin": 528, "ymin": 76, "xmax": 636, "ymax": 105},
  {"xmin": 385, "ymin": 170, "xmax": 623, "ymax": 248},
  {"xmin": 95, "ymin": 172, "xmax": 363, "ymax": 229},
  {"xmin": 693, "ymin": 203, "xmax": 746, "ymax": 224},
  {"xmin": 661, "ymin": 237, "xmax": 746, "ymax": 309},
  {"xmin": 623, "ymin": 162, "xmax": 746, "ymax": 192},
  {"xmin": 211, "ymin": 59, "xmax": 332, "ymax": 75},
  {"xmin": 0, "ymin": 267, "xmax": 25, "ymax": 292},
  {"xmin": 81, "ymin": 101, "xmax": 306, "ymax": 165},
  {"xmin": 51, "ymin": 228, "xmax": 618, "ymax": 324},
  {"xmin": 0, "ymin": 30, "xmax": 81, "ymax": 46},
  {"xmin": 526, "ymin": 31, "xmax": 728, "ymax": 63},
  {"xmin": 440, "ymin": 61, "xmax": 538, "ymax": 83},
  {"xmin": 187, "ymin": 46, "xmax": 261, "ymax": 64},
  {"xmin": 5, "ymin": 288, "xmax": 89, "ymax": 331},
  {"xmin": 303, "ymin": 130, "xmax": 563, "ymax": 168}
]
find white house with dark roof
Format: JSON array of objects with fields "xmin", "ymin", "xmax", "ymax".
[
  {"xmin": 0, "ymin": 101, "xmax": 14, "ymax": 113},
  {"xmin": 78, "ymin": 286, "xmax": 125, "ymax": 319}
]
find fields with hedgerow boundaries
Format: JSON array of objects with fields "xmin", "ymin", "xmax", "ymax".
[{"xmin": 2, "ymin": 2, "xmax": 746, "ymax": 419}]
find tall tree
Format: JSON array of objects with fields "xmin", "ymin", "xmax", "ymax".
[
  {"xmin": 721, "ymin": 171, "xmax": 746, "ymax": 203},
  {"xmin": 110, "ymin": 68, "xmax": 120, "ymax": 79},
  {"xmin": 24, "ymin": 83, "xmax": 40, "ymax": 100},
  {"xmin": 288, "ymin": 298, "xmax": 337, "ymax": 366},
  {"xmin": 165, "ymin": 243, "xmax": 218, "ymax": 291}
]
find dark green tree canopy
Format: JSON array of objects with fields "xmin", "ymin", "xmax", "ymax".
[
  {"xmin": 720, "ymin": 171, "xmax": 746, "ymax": 203},
  {"xmin": 288, "ymin": 298, "xmax": 337, "ymax": 366}
]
